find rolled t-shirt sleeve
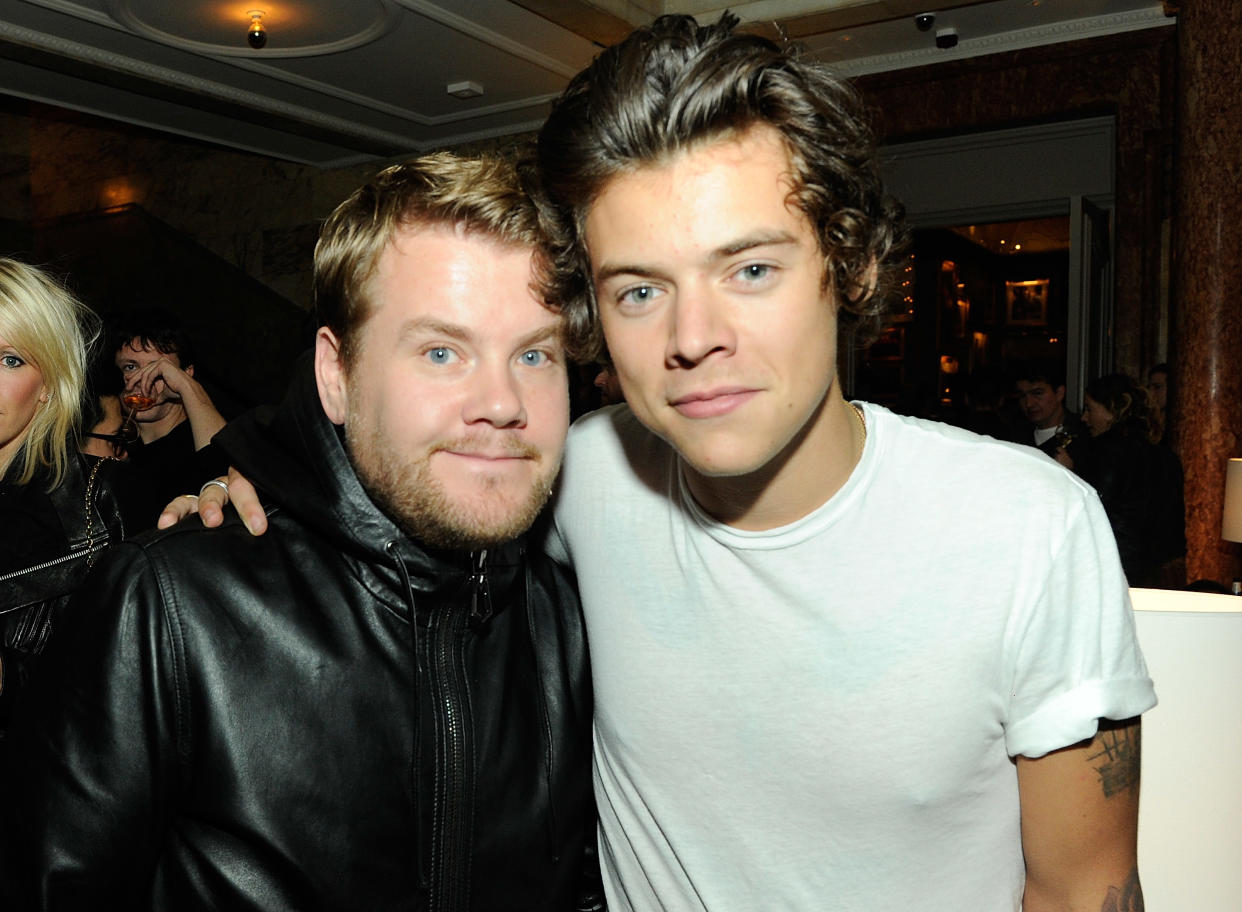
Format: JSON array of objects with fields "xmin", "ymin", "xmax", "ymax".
[{"xmin": 1003, "ymin": 489, "xmax": 1157, "ymax": 759}]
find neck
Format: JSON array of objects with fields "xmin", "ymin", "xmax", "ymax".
[
  {"xmin": 138, "ymin": 406, "xmax": 188, "ymax": 445},
  {"xmin": 683, "ymin": 391, "xmax": 864, "ymax": 532},
  {"xmin": 1038, "ymin": 409, "xmax": 1065, "ymax": 430}
]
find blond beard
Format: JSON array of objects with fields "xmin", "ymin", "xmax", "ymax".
[{"xmin": 344, "ymin": 413, "xmax": 558, "ymax": 551}]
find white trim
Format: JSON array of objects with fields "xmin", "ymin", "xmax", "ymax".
[
  {"xmin": 0, "ymin": 19, "xmax": 422, "ymax": 150},
  {"xmin": 824, "ymin": 8, "xmax": 1174, "ymax": 77},
  {"xmin": 389, "ymin": 0, "xmax": 582, "ymax": 79},
  {"xmin": 10, "ymin": 0, "xmax": 565, "ymax": 134}
]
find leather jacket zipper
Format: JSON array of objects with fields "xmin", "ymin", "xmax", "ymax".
[
  {"xmin": 468, "ymin": 548, "xmax": 493, "ymax": 628},
  {"xmin": 429, "ymin": 549, "xmax": 487, "ymax": 911}
]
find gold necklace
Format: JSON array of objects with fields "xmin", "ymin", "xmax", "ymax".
[{"xmin": 850, "ymin": 402, "xmax": 867, "ymax": 455}]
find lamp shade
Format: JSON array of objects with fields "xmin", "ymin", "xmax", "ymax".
[{"xmin": 1224, "ymin": 458, "xmax": 1242, "ymax": 543}]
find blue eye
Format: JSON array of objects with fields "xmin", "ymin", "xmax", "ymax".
[
  {"xmin": 520, "ymin": 350, "xmax": 548, "ymax": 367},
  {"xmin": 425, "ymin": 347, "xmax": 454, "ymax": 365},
  {"xmin": 619, "ymin": 285, "xmax": 661, "ymax": 306},
  {"xmin": 737, "ymin": 264, "xmax": 772, "ymax": 282},
  {"xmin": 2, "ymin": 353, "xmax": 25, "ymax": 369}
]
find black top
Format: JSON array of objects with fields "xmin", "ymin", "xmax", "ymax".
[{"xmin": 113, "ymin": 419, "xmax": 229, "ymax": 530}]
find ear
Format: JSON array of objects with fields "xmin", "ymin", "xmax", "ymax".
[
  {"xmin": 1054, "ymin": 385, "xmax": 1066, "ymax": 404},
  {"xmin": 184, "ymin": 364, "xmax": 195, "ymax": 378},
  {"xmin": 315, "ymin": 327, "xmax": 348, "ymax": 425}
]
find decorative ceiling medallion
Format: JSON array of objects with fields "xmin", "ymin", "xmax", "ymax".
[{"xmin": 101, "ymin": 0, "xmax": 402, "ymax": 58}]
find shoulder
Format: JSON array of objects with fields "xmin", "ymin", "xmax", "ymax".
[
  {"xmin": 863, "ymin": 404, "xmax": 1101, "ymax": 529},
  {"xmin": 95, "ymin": 507, "xmax": 287, "ymax": 588},
  {"xmin": 562, "ymin": 404, "xmax": 673, "ymax": 485},
  {"xmin": 871, "ymin": 405, "xmax": 1081, "ymax": 483}
]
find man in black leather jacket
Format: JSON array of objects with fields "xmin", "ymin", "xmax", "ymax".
[{"xmin": 2, "ymin": 155, "xmax": 598, "ymax": 911}]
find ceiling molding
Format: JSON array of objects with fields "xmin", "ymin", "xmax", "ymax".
[
  {"xmin": 28, "ymin": 0, "xmax": 577, "ymax": 121},
  {"xmin": 392, "ymin": 0, "xmax": 585, "ymax": 79},
  {"xmin": 222, "ymin": 53, "xmax": 561, "ymax": 127},
  {"xmin": 8, "ymin": 2, "xmax": 566, "ymax": 136},
  {"xmin": 0, "ymin": 0, "xmax": 1174, "ymax": 167},
  {"xmin": 507, "ymin": 0, "xmax": 643, "ymax": 47},
  {"xmin": 824, "ymin": 6, "xmax": 1175, "ymax": 77},
  {"xmin": 98, "ymin": 0, "xmax": 403, "ymax": 60},
  {"xmin": 0, "ymin": 18, "xmax": 425, "ymax": 151}
]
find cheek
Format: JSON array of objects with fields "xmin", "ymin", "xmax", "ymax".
[
  {"xmin": 8, "ymin": 375, "xmax": 44, "ymax": 413},
  {"xmin": 530, "ymin": 375, "xmax": 571, "ymax": 446}
]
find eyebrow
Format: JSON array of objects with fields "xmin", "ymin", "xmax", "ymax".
[
  {"xmin": 398, "ymin": 316, "xmax": 472, "ymax": 343},
  {"xmin": 513, "ymin": 323, "xmax": 564, "ymax": 351},
  {"xmin": 594, "ymin": 229, "xmax": 800, "ymax": 284},
  {"xmin": 397, "ymin": 316, "xmax": 563, "ymax": 351}
]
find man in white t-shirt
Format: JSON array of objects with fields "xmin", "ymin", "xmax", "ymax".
[
  {"xmin": 187, "ymin": 15, "xmax": 1155, "ymax": 911},
  {"xmin": 531, "ymin": 13, "xmax": 1154, "ymax": 912}
]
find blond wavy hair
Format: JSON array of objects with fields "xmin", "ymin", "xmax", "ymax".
[{"xmin": 0, "ymin": 259, "xmax": 98, "ymax": 488}]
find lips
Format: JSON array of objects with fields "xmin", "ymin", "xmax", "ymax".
[
  {"xmin": 445, "ymin": 451, "xmax": 530, "ymax": 462},
  {"xmin": 669, "ymin": 386, "xmax": 758, "ymax": 419},
  {"xmin": 434, "ymin": 438, "xmax": 539, "ymax": 461}
]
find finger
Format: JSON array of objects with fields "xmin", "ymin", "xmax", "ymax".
[
  {"xmin": 226, "ymin": 467, "xmax": 268, "ymax": 536},
  {"xmin": 200, "ymin": 498, "xmax": 225, "ymax": 529},
  {"xmin": 157, "ymin": 494, "xmax": 199, "ymax": 529}
]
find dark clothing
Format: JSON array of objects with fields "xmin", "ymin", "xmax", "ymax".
[
  {"xmin": 0, "ymin": 452, "xmax": 126, "ymax": 735},
  {"xmin": 2, "ymin": 364, "xmax": 596, "ymax": 910},
  {"xmin": 1030, "ymin": 410, "xmax": 1087, "ymax": 458},
  {"xmin": 114, "ymin": 419, "xmax": 228, "ymax": 530},
  {"xmin": 1071, "ymin": 428, "xmax": 1185, "ymax": 586}
]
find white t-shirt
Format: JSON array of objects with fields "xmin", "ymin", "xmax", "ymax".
[{"xmin": 547, "ymin": 401, "xmax": 1155, "ymax": 912}]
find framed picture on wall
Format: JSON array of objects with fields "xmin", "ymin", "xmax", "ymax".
[{"xmin": 1005, "ymin": 279, "xmax": 1049, "ymax": 325}]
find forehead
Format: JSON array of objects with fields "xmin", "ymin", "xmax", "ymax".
[
  {"xmin": 584, "ymin": 126, "xmax": 804, "ymax": 256},
  {"xmin": 116, "ymin": 340, "xmax": 173, "ymax": 362},
  {"xmin": 366, "ymin": 225, "xmax": 558, "ymax": 337}
]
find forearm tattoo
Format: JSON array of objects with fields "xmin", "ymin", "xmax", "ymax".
[
  {"xmin": 1088, "ymin": 720, "xmax": 1141, "ymax": 798},
  {"xmin": 1101, "ymin": 867, "xmax": 1144, "ymax": 912}
]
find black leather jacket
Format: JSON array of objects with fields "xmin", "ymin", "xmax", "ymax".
[
  {"xmin": 0, "ymin": 451, "xmax": 126, "ymax": 735},
  {"xmin": 2, "ymin": 364, "xmax": 596, "ymax": 911}
]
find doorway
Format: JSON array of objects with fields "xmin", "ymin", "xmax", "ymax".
[{"xmin": 857, "ymin": 116, "xmax": 1117, "ymax": 419}]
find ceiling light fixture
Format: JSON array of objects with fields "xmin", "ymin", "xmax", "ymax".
[
  {"xmin": 446, "ymin": 81, "xmax": 483, "ymax": 99},
  {"xmin": 247, "ymin": 10, "xmax": 267, "ymax": 49}
]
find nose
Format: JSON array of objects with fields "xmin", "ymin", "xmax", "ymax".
[
  {"xmin": 463, "ymin": 360, "xmax": 526, "ymax": 429},
  {"xmin": 665, "ymin": 285, "xmax": 734, "ymax": 368}
]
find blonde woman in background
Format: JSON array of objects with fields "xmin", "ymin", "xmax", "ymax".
[{"xmin": 0, "ymin": 258, "xmax": 126, "ymax": 736}]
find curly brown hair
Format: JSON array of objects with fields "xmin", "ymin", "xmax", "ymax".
[{"xmin": 533, "ymin": 13, "xmax": 907, "ymax": 361}]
